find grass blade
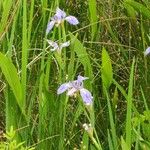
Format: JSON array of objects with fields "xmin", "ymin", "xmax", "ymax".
[
  {"xmin": 70, "ymin": 33, "xmax": 93, "ymax": 88},
  {"xmin": 21, "ymin": 0, "xmax": 28, "ymax": 104},
  {"xmin": 0, "ymin": 0, "xmax": 13, "ymax": 37},
  {"xmin": 125, "ymin": 57, "xmax": 135, "ymax": 149},
  {"xmin": 105, "ymin": 87, "xmax": 118, "ymax": 149},
  {"xmin": 101, "ymin": 47, "xmax": 113, "ymax": 90},
  {"xmin": 125, "ymin": 1, "xmax": 150, "ymax": 19},
  {"xmin": 0, "ymin": 52, "xmax": 24, "ymax": 114},
  {"xmin": 88, "ymin": 0, "xmax": 98, "ymax": 40},
  {"xmin": 108, "ymin": 129, "xmax": 114, "ymax": 150}
]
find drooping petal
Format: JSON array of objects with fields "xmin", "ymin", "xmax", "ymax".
[
  {"xmin": 144, "ymin": 47, "xmax": 150, "ymax": 56},
  {"xmin": 67, "ymin": 87, "xmax": 77, "ymax": 96},
  {"xmin": 60, "ymin": 41, "xmax": 70, "ymax": 49},
  {"xmin": 80, "ymin": 88, "xmax": 93, "ymax": 105},
  {"xmin": 46, "ymin": 21, "xmax": 55, "ymax": 35},
  {"xmin": 57, "ymin": 83, "xmax": 70, "ymax": 94},
  {"xmin": 77, "ymin": 75, "xmax": 88, "ymax": 82},
  {"xmin": 55, "ymin": 7, "xmax": 66, "ymax": 19},
  {"xmin": 47, "ymin": 40, "xmax": 59, "ymax": 51},
  {"xmin": 65, "ymin": 16, "xmax": 79, "ymax": 25}
]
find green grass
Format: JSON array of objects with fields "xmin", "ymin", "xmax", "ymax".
[{"xmin": 0, "ymin": 0, "xmax": 150, "ymax": 149}]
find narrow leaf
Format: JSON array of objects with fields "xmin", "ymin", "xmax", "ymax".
[
  {"xmin": 0, "ymin": 52, "xmax": 23, "ymax": 112},
  {"xmin": 101, "ymin": 47, "xmax": 113, "ymax": 90},
  {"xmin": 88, "ymin": 0, "xmax": 98, "ymax": 40},
  {"xmin": 70, "ymin": 33, "xmax": 93, "ymax": 88},
  {"xmin": 121, "ymin": 136, "xmax": 129, "ymax": 150},
  {"xmin": 125, "ymin": 58, "xmax": 135, "ymax": 149},
  {"xmin": 125, "ymin": 1, "xmax": 150, "ymax": 19}
]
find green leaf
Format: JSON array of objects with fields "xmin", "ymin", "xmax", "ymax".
[
  {"xmin": 105, "ymin": 88, "xmax": 118, "ymax": 149},
  {"xmin": 142, "ymin": 123, "xmax": 150, "ymax": 141},
  {"xmin": 125, "ymin": 58, "xmax": 135, "ymax": 149},
  {"xmin": 108, "ymin": 130, "xmax": 114, "ymax": 150},
  {"xmin": 121, "ymin": 136, "xmax": 129, "ymax": 150},
  {"xmin": 0, "ymin": 0, "xmax": 13, "ymax": 36},
  {"xmin": 112, "ymin": 87, "xmax": 118, "ymax": 109},
  {"xmin": 70, "ymin": 33, "xmax": 93, "ymax": 88},
  {"xmin": 123, "ymin": 2, "xmax": 136, "ymax": 18},
  {"xmin": 88, "ymin": 0, "xmax": 98, "ymax": 40},
  {"xmin": 140, "ymin": 141, "xmax": 150, "ymax": 149},
  {"xmin": 0, "ymin": 52, "xmax": 23, "ymax": 112},
  {"xmin": 81, "ymin": 132, "xmax": 89, "ymax": 150},
  {"xmin": 125, "ymin": 1, "xmax": 150, "ymax": 19},
  {"xmin": 101, "ymin": 47, "xmax": 113, "ymax": 90}
]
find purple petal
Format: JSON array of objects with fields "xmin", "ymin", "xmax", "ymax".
[
  {"xmin": 65, "ymin": 16, "xmax": 79, "ymax": 25},
  {"xmin": 144, "ymin": 47, "xmax": 150, "ymax": 56},
  {"xmin": 80, "ymin": 88, "xmax": 93, "ymax": 105},
  {"xmin": 67, "ymin": 88, "xmax": 77, "ymax": 96},
  {"xmin": 77, "ymin": 75, "xmax": 88, "ymax": 82},
  {"xmin": 55, "ymin": 7, "xmax": 66, "ymax": 19},
  {"xmin": 47, "ymin": 40, "xmax": 59, "ymax": 51},
  {"xmin": 57, "ymin": 83, "xmax": 70, "ymax": 94},
  {"xmin": 69, "ymin": 80, "xmax": 81, "ymax": 89},
  {"xmin": 47, "ymin": 40, "xmax": 58, "ymax": 47},
  {"xmin": 46, "ymin": 21, "xmax": 55, "ymax": 35}
]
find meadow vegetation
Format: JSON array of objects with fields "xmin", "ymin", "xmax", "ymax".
[{"xmin": 0, "ymin": 0, "xmax": 150, "ymax": 149}]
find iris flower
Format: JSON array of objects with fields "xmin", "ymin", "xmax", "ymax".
[
  {"xmin": 144, "ymin": 47, "xmax": 150, "ymax": 56},
  {"xmin": 57, "ymin": 75, "xmax": 93, "ymax": 105},
  {"xmin": 46, "ymin": 7, "xmax": 79, "ymax": 34},
  {"xmin": 47, "ymin": 40, "xmax": 70, "ymax": 53}
]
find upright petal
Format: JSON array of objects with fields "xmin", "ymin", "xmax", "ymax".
[
  {"xmin": 77, "ymin": 75, "xmax": 88, "ymax": 82},
  {"xmin": 144, "ymin": 47, "xmax": 150, "ymax": 56},
  {"xmin": 65, "ymin": 16, "xmax": 79, "ymax": 25},
  {"xmin": 60, "ymin": 41, "xmax": 70, "ymax": 49},
  {"xmin": 80, "ymin": 88, "xmax": 93, "ymax": 105},
  {"xmin": 57, "ymin": 83, "xmax": 70, "ymax": 94},
  {"xmin": 67, "ymin": 87, "xmax": 77, "ymax": 96},
  {"xmin": 46, "ymin": 21, "xmax": 55, "ymax": 35},
  {"xmin": 69, "ymin": 80, "xmax": 80, "ymax": 89},
  {"xmin": 47, "ymin": 40, "xmax": 59, "ymax": 51},
  {"xmin": 55, "ymin": 7, "xmax": 66, "ymax": 19}
]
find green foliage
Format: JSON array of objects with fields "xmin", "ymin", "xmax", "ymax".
[
  {"xmin": 0, "ymin": 0, "xmax": 13, "ymax": 38},
  {"xmin": 124, "ymin": 1, "xmax": 150, "ymax": 19},
  {"xmin": 88, "ymin": 0, "xmax": 98, "ymax": 40},
  {"xmin": 81, "ymin": 132, "xmax": 89, "ymax": 150},
  {"xmin": 0, "ymin": 126, "xmax": 34, "ymax": 150},
  {"xmin": 112, "ymin": 87, "xmax": 118, "ymax": 109},
  {"xmin": 0, "ymin": 0, "xmax": 150, "ymax": 149},
  {"xmin": 0, "ymin": 52, "xmax": 23, "ymax": 112},
  {"xmin": 21, "ymin": 0, "xmax": 28, "ymax": 102},
  {"xmin": 105, "ymin": 88, "xmax": 118, "ymax": 149},
  {"xmin": 124, "ymin": 2, "xmax": 136, "ymax": 18},
  {"xmin": 101, "ymin": 47, "xmax": 113, "ymax": 90},
  {"xmin": 70, "ymin": 33, "xmax": 93, "ymax": 82},
  {"xmin": 125, "ymin": 58, "xmax": 135, "ymax": 149},
  {"xmin": 121, "ymin": 136, "xmax": 129, "ymax": 150}
]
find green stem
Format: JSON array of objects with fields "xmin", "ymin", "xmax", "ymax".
[
  {"xmin": 61, "ymin": 23, "xmax": 67, "ymax": 76},
  {"xmin": 22, "ymin": 0, "xmax": 28, "ymax": 107},
  {"xmin": 91, "ymin": 136, "xmax": 102, "ymax": 150},
  {"xmin": 59, "ymin": 96, "xmax": 69, "ymax": 149}
]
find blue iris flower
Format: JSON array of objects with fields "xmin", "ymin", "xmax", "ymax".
[
  {"xmin": 47, "ymin": 40, "xmax": 70, "ymax": 53},
  {"xmin": 46, "ymin": 7, "xmax": 79, "ymax": 34},
  {"xmin": 57, "ymin": 75, "xmax": 93, "ymax": 105}
]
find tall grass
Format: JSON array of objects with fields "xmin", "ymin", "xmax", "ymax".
[{"xmin": 0, "ymin": 0, "xmax": 150, "ymax": 149}]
